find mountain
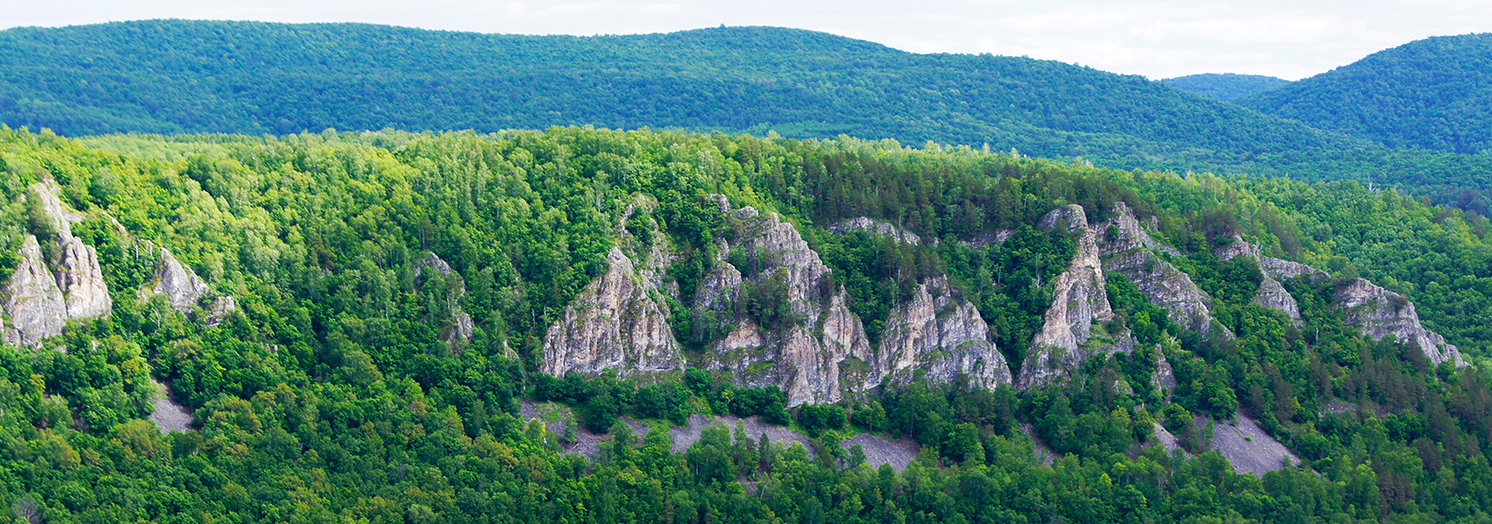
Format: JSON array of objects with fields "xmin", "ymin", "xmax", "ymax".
[
  {"xmin": 1240, "ymin": 33, "xmax": 1492, "ymax": 154},
  {"xmin": 3, "ymin": 125, "xmax": 1492, "ymax": 521},
  {"xmin": 1162, "ymin": 73, "xmax": 1291, "ymax": 100},
  {"xmin": 5, "ymin": 20, "xmax": 1492, "ymax": 192}
]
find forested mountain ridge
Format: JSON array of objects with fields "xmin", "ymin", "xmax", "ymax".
[
  {"xmin": 7, "ymin": 20, "xmax": 1492, "ymax": 195},
  {"xmin": 0, "ymin": 125, "xmax": 1491, "ymax": 522},
  {"xmin": 1162, "ymin": 73, "xmax": 1291, "ymax": 101},
  {"xmin": 1240, "ymin": 33, "xmax": 1492, "ymax": 154}
]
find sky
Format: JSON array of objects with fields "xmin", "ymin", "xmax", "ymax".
[{"xmin": 1, "ymin": 0, "xmax": 1489, "ymax": 80}]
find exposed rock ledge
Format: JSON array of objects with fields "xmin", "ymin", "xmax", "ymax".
[
  {"xmin": 873, "ymin": 277, "xmax": 1010, "ymax": 389},
  {"xmin": 543, "ymin": 196, "xmax": 683, "ymax": 378},
  {"xmin": 1018, "ymin": 205, "xmax": 1122, "ymax": 389},
  {"xmin": 1334, "ymin": 278, "xmax": 1465, "ymax": 367},
  {"xmin": 1097, "ymin": 202, "xmax": 1229, "ymax": 338},
  {"xmin": 827, "ymin": 217, "xmax": 921, "ymax": 245},
  {"xmin": 1214, "ymin": 240, "xmax": 1301, "ymax": 322},
  {"xmin": 693, "ymin": 204, "xmax": 872, "ymax": 406},
  {"xmin": 4, "ymin": 236, "xmax": 67, "ymax": 347}
]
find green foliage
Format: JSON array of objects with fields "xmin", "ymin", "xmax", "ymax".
[
  {"xmin": 1163, "ymin": 73, "xmax": 1292, "ymax": 101},
  {"xmin": 1, "ymin": 124, "xmax": 1492, "ymax": 522}
]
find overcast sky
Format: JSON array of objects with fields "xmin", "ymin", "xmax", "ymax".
[{"xmin": 2, "ymin": 0, "xmax": 1489, "ymax": 80}]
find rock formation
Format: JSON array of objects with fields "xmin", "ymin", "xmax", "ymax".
[
  {"xmin": 414, "ymin": 252, "xmax": 475, "ymax": 345},
  {"xmin": 4, "ymin": 236, "xmax": 67, "ymax": 346},
  {"xmin": 29, "ymin": 180, "xmax": 82, "ymax": 244},
  {"xmin": 543, "ymin": 197, "xmax": 684, "ymax": 377},
  {"xmin": 827, "ymin": 217, "xmax": 922, "ymax": 245},
  {"xmin": 873, "ymin": 277, "xmax": 1011, "ymax": 389},
  {"xmin": 694, "ymin": 205, "xmax": 872, "ymax": 406},
  {"xmin": 1333, "ymin": 278, "xmax": 1465, "ymax": 367},
  {"xmin": 1018, "ymin": 206, "xmax": 1127, "ymax": 389},
  {"xmin": 1214, "ymin": 239, "xmax": 1301, "ymax": 322},
  {"xmin": 1097, "ymin": 202, "xmax": 1229, "ymax": 338},
  {"xmin": 150, "ymin": 247, "xmax": 213, "ymax": 313},
  {"xmin": 58, "ymin": 237, "xmax": 111, "ymax": 320}
]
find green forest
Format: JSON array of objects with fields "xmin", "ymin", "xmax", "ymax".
[
  {"xmin": 1161, "ymin": 74, "xmax": 1291, "ymax": 101},
  {"xmin": 0, "ymin": 125, "xmax": 1487, "ymax": 523},
  {"xmin": 1241, "ymin": 33, "xmax": 1492, "ymax": 155},
  {"xmin": 5, "ymin": 20, "xmax": 1492, "ymax": 199}
]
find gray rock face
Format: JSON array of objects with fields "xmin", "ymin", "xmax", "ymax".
[
  {"xmin": 828, "ymin": 217, "xmax": 921, "ymax": 245},
  {"xmin": 1152, "ymin": 349, "xmax": 1178, "ymax": 392},
  {"xmin": 205, "ymin": 296, "xmax": 238, "ymax": 328},
  {"xmin": 1333, "ymin": 278, "xmax": 1465, "ymax": 367},
  {"xmin": 58, "ymin": 237, "xmax": 112, "ymax": 320},
  {"xmin": 1097, "ymin": 203, "xmax": 1227, "ymax": 338},
  {"xmin": 415, "ymin": 252, "xmax": 475, "ymax": 345},
  {"xmin": 873, "ymin": 277, "xmax": 1011, "ymax": 389},
  {"xmin": 4, "ymin": 236, "xmax": 67, "ymax": 346},
  {"xmin": 543, "ymin": 246, "xmax": 684, "ymax": 377},
  {"xmin": 151, "ymin": 247, "xmax": 212, "ymax": 313},
  {"xmin": 1019, "ymin": 209, "xmax": 1122, "ymax": 389},
  {"xmin": 1214, "ymin": 239, "xmax": 1301, "ymax": 322},
  {"xmin": 695, "ymin": 205, "xmax": 872, "ymax": 406},
  {"xmin": 29, "ymin": 180, "xmax": 82, "ymax": 244},
  {"xmin": 543, "ymin": 198, "xmax": 683, "ymax": 377}
]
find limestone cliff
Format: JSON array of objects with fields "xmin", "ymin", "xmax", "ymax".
[
  {"xmin": 1334, "ymin": 278, "xmax": 1465, "ymax": 367},
  {"xmin": 1018, "ymin": 206, "xmax": 1127, "ymax": 389},
  {"xmin": 873, "ymin": 277, "xmax": 1011, "ymax": 389},
  {"xmin": 4, "ymin": 236, "xmax": 67, "ymax": 346},
  {"xmin": 695, "ymin": 205, "xmax": 871, "ymax": 406},
  {"xmin": 543, "ymin": 197, "xmax": 683, "ymax": 378},
  {"xmin": 827, "ymin": 217, "xmax": 922, "ymax": 245},
  {"xmin": 58, "ymin": 237, "xmax": 112, "ymax": 320},
  {"xmin": 415, "ymin": 253, "xmax": 475, "ymax": 345},
  {"xmin": 1097, "ymin": 202, "xmax": 1229, "ymax": 338},
  {"xmin": 1214, "ymin": 240, "xmax": 1301, "ymax": 322},
  {"xmin": 149, "ymin": 247, "xmax": 213, "ymax": 313}
]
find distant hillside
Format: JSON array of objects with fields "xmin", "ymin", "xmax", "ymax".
[
  {"xmin": 3, "ymin": 20, "xmax": 1492, "ymax": 191},
  {"xmin": 1162, "ymin": 73, "xmax": 1291, "ymax": 100},
  {"xmin": 1240, "ymin": 33, "xmax": 1492, "ymax": 154}
]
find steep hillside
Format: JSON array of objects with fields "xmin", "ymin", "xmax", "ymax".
[
  {"xmin": 1, "ymin": 126, "xmax": 1491, "ymax": 521},
  {"xmin": 1240, "ymin": 33, "xmax": 1492, "ymax": 154},
  {"xmin": 1163, "ymin": 73, "xmax": 1291, "ymax": 100},
  {"xmin": 6, "ymin": 20, "xmax": 1492, "ymax": 191}
]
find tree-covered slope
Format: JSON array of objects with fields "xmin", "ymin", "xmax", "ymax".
[
  {"xmin": 1162, "ymin": 73, "xmax": 1291, "ymax": 101},
  {"xmin": 5, "ymin": 20, "xmax": 1492, "ymax": 191},
  {"xmin": 0, "ymin": 126, "xmax": 1491, "ymax": 522},
  {"xmin": 1240, "ymin": 33, "xmax": 1492, "ymax": 154}
]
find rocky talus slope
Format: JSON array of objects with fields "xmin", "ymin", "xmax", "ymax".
[{"xmin": 543, "ymin": 197, "xmax": 684, "ymax": 378}]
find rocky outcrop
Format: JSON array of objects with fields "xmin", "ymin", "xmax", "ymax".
[
  {"xmin": 1334, "ymin": 278, "xmax": 1465, "ymax": 367},
  {"xmin": 873, "ymin": 277, "xmax": 1010, "ymax": 389},
  {"xmin": 1153, "ymin": 349, "xmax": 1177, "ymax": 392},
  {"xmin": 695, "ymin": 205, "xmax": 872, "ymax": 406},
  {"xmin": 149, "ymin": 247, "xmax": 213, "ymax": 313},
  {"xmin": 1019, "ymin": 206, "xmax": 1123, "ymax": 389},
  {"xmin": 58, "ymin": 237, "xmax": 111, "ymax": 320},
  {"xmin": 415, "ymin": 252, "xmax": 475, "ymax": 345},
  {"xmin": 29, "ymin": 180, "xmax": 82, "ymax": 244},
  {"xmin": 1214, "ymin": 240, "xmax": 1301, "ymax": 322},
  {"xmin": 1097, "ymin": 202, "xmax": 1228, "ymax": 338},
  {"xmin": 4, "ymin": 236, "xmax": 67, "ymax": 346},
  {"xmin": 543, "ymin": 197, "xmax": 684, "ymax": 377},
  {"xmin": 205, "ymin": 296, "xmax": 237, "ymax": 328},
  {"xmin": 828, "ymin": 217, "xmax": 922, "ymax": 245}
]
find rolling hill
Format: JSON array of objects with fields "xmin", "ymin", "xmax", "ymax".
[
  {"xmin": 3, "ymin": 20, "xmax": 1492, "ymax": 192},
  {"xmin": 1162, "ymin": 73, "xmax": 1291, "ymax": 100},
  {"xmin": 1240, "ymin": 33, "xmax": 1492, "ymax": 155}
]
